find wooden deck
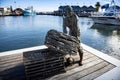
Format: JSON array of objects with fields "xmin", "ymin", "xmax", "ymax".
[
  {"xmin": 0, "ymin": 53, "xmax": 25, "ymax": 80},
  {"xmin": 0, "ymin": 44, "xmax": 118, "ymax": 80},
  {"xmin": 47, "ymin": 50, "xmax": 115, "ymax": 80}
]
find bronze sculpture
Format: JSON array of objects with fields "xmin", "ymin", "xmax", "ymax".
[{"xmin": 63, "ymin": 5, "xmax": 83, "ymax": 65}]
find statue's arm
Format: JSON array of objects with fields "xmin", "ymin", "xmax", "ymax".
[
  {"xmin": 74, "ymin": 14, "xmax": 80, "ymax": 39},
  {"xmin": 63, "ymin": 17, "xmax": 67, "ymax": 34}
]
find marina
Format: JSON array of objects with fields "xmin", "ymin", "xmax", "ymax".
[{"xmin": 0, "ymin": 0, "xmax": 120, "ymax": 80}]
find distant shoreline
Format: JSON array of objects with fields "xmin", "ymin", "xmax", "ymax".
[{"xmin": 0, "ymin": 13, "xmax": 90, "ymax": 17}]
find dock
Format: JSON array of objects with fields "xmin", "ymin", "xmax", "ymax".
[{"xmin": 0, "ymin": 43, "xmax": 120, "ymax": 80}]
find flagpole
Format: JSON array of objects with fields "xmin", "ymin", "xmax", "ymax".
[{"xmin": 111, "ymin": 0, "xmax": 116, "ymax": 15}]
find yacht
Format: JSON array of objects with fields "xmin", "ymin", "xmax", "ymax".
[{"xmin": 90, "ymin": 0, "xmax": 120, "ymax": 25}]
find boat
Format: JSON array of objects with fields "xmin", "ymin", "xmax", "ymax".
[
  {"xmin": 23, "ymin": 6, "xmax": 36, "ymax": 16},
  {"xmin": 91, "ymin": 23, "xmax": 120, "ymax": 30},
  {"xmin": 90, "ymin": 0, "xmax": 120, "ymax": 25}
]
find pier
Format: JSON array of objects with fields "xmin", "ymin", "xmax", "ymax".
[{"xmin": 0, "ymin": 43, "xmax": 120, "ymax": 80}]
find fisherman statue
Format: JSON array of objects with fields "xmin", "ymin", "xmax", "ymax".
[
  {"xmin": 45, "ymin": 5, "xmax": 83, "ymax": 66},
  {"xmin": 62, "ymin": 5, "xmax": 83, "ymax": 66}
]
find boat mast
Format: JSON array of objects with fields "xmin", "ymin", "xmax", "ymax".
[{"xmin": 111, "ymin": 0, "xmax": 116, "ymax": 15}]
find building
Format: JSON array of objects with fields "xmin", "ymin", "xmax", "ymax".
[
  {"xmin": 0, "ymin": 6, "xmax": 12, "ymax": 15},
  {"xmin": 56, "ymin": 5, "xmax": 81, "ymax": 16},
  {"xmin": 0, "ymin": 7, "xmax": 4, "ymax": 15},
  {"xmin": 54, "ymin": 5, "xmax": 95, "ymax": 16},
  {"xmin": 87, "ymin": 6, "xmax": 95, "ymax": 12}
]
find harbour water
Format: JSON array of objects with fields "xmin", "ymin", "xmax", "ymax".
[{"xmin": 0, "ymin": 15, "xmax": 120, "ymax": 59}]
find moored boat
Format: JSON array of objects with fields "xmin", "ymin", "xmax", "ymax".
[
  {"xmin": 90, "ymin": 0, "xmax": 120, "ymax": 25},
  {"xmin": 23, "ymin": 6, "xmax": 36, "ymax": 16}
]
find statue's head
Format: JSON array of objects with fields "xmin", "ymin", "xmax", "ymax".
[{"xmin": 66, "ymin": 5, "xmax": 73, "ymax": 17}]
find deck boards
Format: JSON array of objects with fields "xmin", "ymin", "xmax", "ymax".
[
  {"xmin": 59, "ymin": 62, "xmax": 111, "ymax": 80},
  {"xmin": 0, "ymin": 53, "xmax": 26, "ymax": 80},
  {"xmin": 0, "ymin": 49, "xmax": 116, "ymax": 80},
  {"xmin": 47, "ymin": 50, "xmax": 115, "ymax": 80},
  {"xmin": 79, "ymin": 64, "xmax": 114, "ymax": 80}
]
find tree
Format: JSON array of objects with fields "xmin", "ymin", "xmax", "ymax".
[{"xmin": 95, "ymin": 2, "xmax": 100, "ymax": 12}]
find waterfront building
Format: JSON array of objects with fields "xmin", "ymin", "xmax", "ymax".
[
  {"xmin": 0, "ymin": 7, "xmax": 4, "ymax": 15},
  {"xmin": 87, "ymin": 6, "xmax": 95, "ymax": 12},
  {"xmin": 54, "ymin": 5, "xmax": 95, "ymax": 16},
  {"xmin": 57, "ymin": 5, "xmax": 81, "ymax": 15},
  {"xmin": 0, "ymin": 6, "xmax": 12, "ymax": 15},
  {"xmin": 71, "ymin": 6, "xmax": 81, "ymax": 15},
  {"xmin": 81, "ymin": 6, "xmax": 88, "ymax": 12}
]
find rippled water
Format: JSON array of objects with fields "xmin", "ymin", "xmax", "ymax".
[{"xmin": 0, "ymin": 15, "xmax": 120, "ymax": 59}]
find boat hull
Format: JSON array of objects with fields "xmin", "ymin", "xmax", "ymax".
[
  {"xmin": 23, "ymin": 11, "xmax": 36, "ymax": 16},
  {"xmin": 91, "ymin": 17, "xmax": 120, "ymax": 26}
]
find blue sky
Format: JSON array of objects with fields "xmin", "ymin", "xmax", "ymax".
[{"xmin": 0, "ymin": 0, "xmax": 120, "ymax": 12}]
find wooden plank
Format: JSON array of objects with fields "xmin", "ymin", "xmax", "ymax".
[
  {"xmin": 79, "ymin": 64, "xmax": 115, "ymax": 80},
  {"xmin": 71, "ymin": 52, "xmax": 95, "ymax": 62},
  {"xmin": 0, "ymin": 57, "xmax": 23, "ymax": 66},
  {"xmin": 0, "ymin": 58, "xmax": 24, "ymax": 80},
  {"xmin": 83, "ymin": 50, "xmax": 91, "ymax": 56},
  {"xmin": 0, "ymin": 64, "xmax": 26, "ymax": 80},
  {"xmin": 65, "ymin": 56, "xmax": 100, "ymax": 71},
  {"xmin": 0, "ymin": 53, "xmax": 23, "ymax": 72},
  {"xmin": 83, "ymin": 50, "xmax": 92, "ymax": 55},
  {"xmin": 0, "ymin": 53, "xmax": 22, "ymax": 61},
  {"xmin": 0, "ymin": 62, "xmax": 23, "ymax": 72},
  {"xmin": 0, "ymin": 55, "xmax": 22, "ymax": 61},
  {"xmin": 55, "ymin": 61, "xmax": 109, "ymax": 80},
  {"xmin": 83, "ymin": 56, "xmax": 100, "ymax": 64},
  {"xmin": 83, "ymin": 53, "xmax": 95, "ymax": 60},
  {"xmin": 47, "ymin": 58, "xmax": 103, "ymax": 80},
  {"xmin": 0, "ymin": 59, "xmax": 23, "ymax": 67}
]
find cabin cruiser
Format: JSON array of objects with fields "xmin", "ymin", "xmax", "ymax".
[{"xmin": 90, "ymin": 0, "xmax": 120, "ymax": 25}]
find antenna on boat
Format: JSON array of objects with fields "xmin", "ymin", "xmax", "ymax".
[
  {"xmin": 111, "ymin": 0, "xmax": 116, "ymax": 15},
  {"xmin": 111, "ymin": 0, "xmax": 115, "ymax": 5}
]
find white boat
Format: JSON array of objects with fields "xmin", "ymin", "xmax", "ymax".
[
  {"xmin": 90, "ymin": 0, "xmax": 120, "ymax": 25},
  {"xmin": 23, "ymin": 6, "xmax": 36, "ymax": 16}
]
